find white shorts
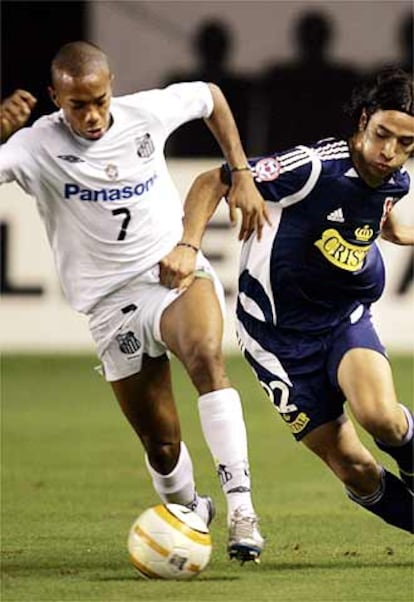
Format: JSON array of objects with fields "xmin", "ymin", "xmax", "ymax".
[{"xmin": 88, "ymin": 252, "xmax": 225, "ymax": 381}]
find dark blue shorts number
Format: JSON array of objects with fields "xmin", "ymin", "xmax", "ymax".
[{"xmin": 243, "ymin": 306, "xmax": 386, "ymax": 440}]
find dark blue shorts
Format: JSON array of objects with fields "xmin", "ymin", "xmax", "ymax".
[{"xmin": 239, "ymin": 306, "xmax": 387, "ymax": 441}]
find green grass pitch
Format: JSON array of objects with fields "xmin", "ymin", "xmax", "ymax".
[{"xmin": 1, "ymin": 353, "xmax": 413, "ymax": 602}]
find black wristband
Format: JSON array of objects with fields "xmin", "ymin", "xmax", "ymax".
[{"xmin": 176, "ymin": 241, "xmax": 199, "ymax": 253}]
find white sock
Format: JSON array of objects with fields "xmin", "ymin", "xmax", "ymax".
[
  {"xmin": 145, "ymin": 441, "xmax": 196, "ymax": 506},
  {"xmin": 198, "ymin": 387, "xmax": 255, "ymax": 521}
]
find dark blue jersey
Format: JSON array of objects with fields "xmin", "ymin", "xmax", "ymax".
[{"xmin": 223, "ymin": 139, "xmax": 410, "ymax": 335}]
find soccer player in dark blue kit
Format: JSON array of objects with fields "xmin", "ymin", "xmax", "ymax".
[{"xmin": 160, "ymin": 68, "xmax": 414, "ymax": 534}]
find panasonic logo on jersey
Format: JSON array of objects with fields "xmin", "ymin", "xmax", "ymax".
[{"xmin": 64, "ymin": 173, "xmax": 158, "ymax": 201}]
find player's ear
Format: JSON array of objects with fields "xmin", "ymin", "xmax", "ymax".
[
  {"xmin": 358, "ymin": 109, "xmax": 368, "ymax": 132},
  {"xmin": 48, "ymin": 86, "xmax": 60, "ymax": 108}
]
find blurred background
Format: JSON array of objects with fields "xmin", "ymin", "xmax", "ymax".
[{"xmin": 1, "ymin": 0, "xmax": 413, "ymax": 353}]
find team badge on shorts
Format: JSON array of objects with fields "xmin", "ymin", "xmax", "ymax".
[
  {"xmin": 254, "ymin": 157, "xmax": 281, "ymax": 182},
  {"xmin": 116, "ymin": 331, "xmax": 141, "ymax": 355},
  {"xmin": 135, "ymin": 133, "xmax": 155, "ymax": 158}
]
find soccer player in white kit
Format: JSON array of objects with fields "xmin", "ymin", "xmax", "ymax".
[{"xmin": 0, "ymin": 41, "xmax": 269, "ymax": 562}]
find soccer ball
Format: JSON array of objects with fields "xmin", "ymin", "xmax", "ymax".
[{"xmin": 127, "ymin": 503, "xmax": 212, "ymax": 580}]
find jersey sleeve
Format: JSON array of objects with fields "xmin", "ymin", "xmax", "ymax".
[
  {"xmin": 131, "ymin": 82, "xmax": 214, "ymax": 138},
  {"xmin": 0, "ymin": 132, "xmax": 23, "ymax": 184},
  {"xmin": 222, "ymin": 145, "xmax": 322, "ymax": 207},
  {"xmin": 0, "ymin": 129, "xmax": 37, "ymax": 192}
]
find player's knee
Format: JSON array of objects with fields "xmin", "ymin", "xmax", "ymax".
[
  {"xmin": 183, "ymin": 336, "xmax": 225, "ymax": 379},
  {"xmin": 192, "ymin": 360, "xmax": 228, "ymax": 392},
  {"xmin": 358, "ymin": 408, "xmax": 408, "ymax": 445}
]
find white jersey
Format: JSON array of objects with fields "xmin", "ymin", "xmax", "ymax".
[{"xmin": 0, "ymin": 82, "xmax": 214, "ymax": 313}]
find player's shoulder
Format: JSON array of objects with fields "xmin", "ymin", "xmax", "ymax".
[
  {"xmin": 112, "ymin": 90, "xmax": 157, "ymax": 109},
  {"xmin": 312, "ymin": 137, "xmax": 349, "ymax": 156},
  {"xmin": 0, "ymin": 113, "xmax": 51, "ymax": 150},
  {"xmin": 111, "ymin": 88, "xmax": 174, "ymax": 118},
  {"xmin": 312, "ymin": 137, "xmax": 350, "ymax": 164},
  {"xmin": 32, "ymin": 110, "xmax": 62, "ymax": 129},
  {"xmin": 9, "ymin": 110, "xmax": 63, "ymax": 143},
  {"xmin": 307, "ymin": 137, "xmax": 352, "ymax": 179},
  {"xmin": 114, "ymin": 82, "xmax": 210, "ymax": 108}
]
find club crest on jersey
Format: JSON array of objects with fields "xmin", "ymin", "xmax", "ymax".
[
  {"xmin": 135, "ymin": 133, "xmax": 155, "ymax": 158},
  {"xmin": 354, "ymin": 224, "xmax": 374, "ymax": 242},
  {"xmin": 253, "ymin": 157, "xmax": 281, "ymax": 182},
  {"xmin": 116, "ymin": 331, "xmax": 141, "ymax": 355},
  {"xmin": 105, "ymin": 163, "xmax": 119, "ymax": 180}
]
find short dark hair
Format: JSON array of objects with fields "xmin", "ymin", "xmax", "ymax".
[
  {"xmin": 51, "ymin": 41, "xmax": 110, "ymax": 86},
  {"xmin": 345, "ymin": 67, "xmax": 414, "ymax": 128}
]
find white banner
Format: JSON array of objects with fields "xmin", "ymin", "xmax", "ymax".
[{"xmin": 0, "ymin": 159, "xmax": 413, "ymax": 353}]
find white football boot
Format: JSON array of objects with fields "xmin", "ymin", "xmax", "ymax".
[
  {"xmin": 186, "ymin": 494, "xmax": 216, "ymax": 527},
  {"xmin": 227, "ymin": 507, "xmax": 265, "ymax": 563}
]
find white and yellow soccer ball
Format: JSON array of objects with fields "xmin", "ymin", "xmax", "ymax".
[{"xmin": 127, "ymin": 503, "xmax": 212, "ymax": 580}]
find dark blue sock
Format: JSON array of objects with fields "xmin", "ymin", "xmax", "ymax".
[{"xmin": 346, "ymin": 468, "xmax": 413, "ymax": 534}]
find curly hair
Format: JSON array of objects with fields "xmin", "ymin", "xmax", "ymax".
[{"xmin": 345, "ymin": 67, "xmax": 414, "ymax": 129}]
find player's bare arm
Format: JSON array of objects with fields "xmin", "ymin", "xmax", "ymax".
[
  {"xmin": 0, "ymin": 89, "xmax": 37, "ymax": 142},
  {"xmin": 159, "ymin": 168, "xmax": 227, "ymax": 290},
  {"xmin": 381, "ymin": 211, "xmax": 414, "ymax": 245},
  {"xmin": 205, "ymin": 84, "xmax": 271, "ymax": 241}
]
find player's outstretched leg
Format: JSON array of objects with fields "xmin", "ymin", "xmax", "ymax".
[
  {"xmin": 198, "ymin": 388, "xmax": 265, "ymax": 563},
  {"xmin": 374, "ymin": 404, "xmax": 414, "ymax": 493},
  {"xmin": 303, "ymin": 416, "xmax": 413, "ymax": 534},
  {"xmin": 160, "ymin": 278, "xmax": 264, "ymax": 562},
  {"xmin": 346, "ymin": 467, "xmax": 414, "ymax": 533}
]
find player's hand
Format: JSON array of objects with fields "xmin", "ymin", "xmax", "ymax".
[
  {"xmin": 0, "ymin": 89, "xmax": 37, "ymax": 143},
  {"xmin": 159, "ymin": 245, "xmax": 198, "ymax": 290},
  {"xmin": 226, "ymin": 171, "xmax": 272, "ymax": 241}
]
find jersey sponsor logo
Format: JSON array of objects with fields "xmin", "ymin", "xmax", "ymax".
[
  {"xmin": 116, "ymin": 331, "xmax": 141, "ymax": 355},
  {"xmin": 57, "ymin": 154, "xmax": 85, "ymax": 163},
  {"xmin": 314, "ymin": 227, "xmax": 373, "ymax": 272},
  {"xmin": 253, "ymin": 157, "xmax": 281, "ymax": 181},
  {"xmin": 63, "ymin": 173, "xmax": 158, "ymax": 201},
  {"xmin": 135, "ymin": 133, "xmax": 155, "ymax": 158}
]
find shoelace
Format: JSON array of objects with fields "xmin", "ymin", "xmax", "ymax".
[
  {"xmin": 230, "ymin": 514, "xmax": 258, "ymax": 539},
  {"xmin": 186, "ymin": 496, "xmax": 198, "ymax": 512}
]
